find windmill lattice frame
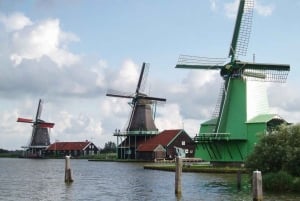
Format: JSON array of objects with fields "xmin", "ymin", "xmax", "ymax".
[{"xmin": 175, "ymin": 0, "xmax": 290, "ymax": 162}]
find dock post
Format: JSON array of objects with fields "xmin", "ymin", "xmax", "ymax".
[
  {"xmin": 175, "ymin": 157, "xmax": 183, "ymax": 195},
  {"xmin": 252, "ymin": 170, "xmax": 263, "ymax": 201},
  {"xmin": 65, "ymin": 155, "xmax": 73, "ymax": 183},
  {"xmin": 237, "ymin": 170, "xmax": 241, "ymax": 190}
]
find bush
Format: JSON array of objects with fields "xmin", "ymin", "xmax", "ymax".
[
  {"xmin": 263, "ymin": 171, "xmax": 294, "ymax": 192},
  {"xmin": 245, "ymin": 123, "xmax": 300, "ymax": 177}
]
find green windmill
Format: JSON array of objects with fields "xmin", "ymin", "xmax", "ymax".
[{"xmin": 176, "ymin": 0, "xmax": 290, "ymax": 163}]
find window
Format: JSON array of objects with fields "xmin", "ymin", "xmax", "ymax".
[{"xmin": 181, "ymin": 141, "xmax": 185, "ymax": 146}]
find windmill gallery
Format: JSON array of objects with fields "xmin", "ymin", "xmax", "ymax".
[{"xmin": 16, "ymin": 0, "xmax": 290, "ymax": 164}]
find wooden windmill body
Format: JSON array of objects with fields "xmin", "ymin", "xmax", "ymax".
[
  {"xmin": 17, "ymin": 99, "xmax": 55, "ymax": 158},
  {"xmin": 107, "ymin": 63, "xmax": 166, "ymax": 159}
]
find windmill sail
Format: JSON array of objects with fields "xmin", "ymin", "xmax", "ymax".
[
  {"xmin": 108, "ymin": 63, "xmax": 166, "ymax": 160},
  {"xmin": 17, "ymin": 99, "xmax": 55, "ymax": 150},
  {"xmin": 229, "ymin": 0, "xmax": 254, "ymax": 59},
  {"xmin": 36, "ymin": 99, "xmax": 43, "ymax": 121},
  {"xmin": 175, "ymin": 0, "xmax": 290, "ymax": 162},
  {"xmin": 107, "ymin": 62, "xmax": 166, "ymax": 133}
]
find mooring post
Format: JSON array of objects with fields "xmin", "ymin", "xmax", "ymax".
[
  {"xmin": 65, "ymin": 155, "xmax": 73, "ymax": 183},
  {"xmin": 175, "ymin": 157, "xmax": 183, "ymax": 195},
  {"xmin": 237, "ymin": 170, "xmax": 241, "ymax": 190},
  {"xmin": 252, "ymin": 170, "xmax": 263, "ymax": 201}
]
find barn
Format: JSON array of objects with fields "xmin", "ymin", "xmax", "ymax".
[
  {"xmin": 136, "ymin": 129, "xmax": 195, "ymax": 161},
  {"xmin": 46, "ymin": 141, "xmax": 99, "ymax": 157}
]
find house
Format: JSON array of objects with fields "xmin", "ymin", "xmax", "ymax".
[
  {"xmin": 136, "ymin": 129, "xmax": 195, "ymax": 161},
  {"xmin": 136, "ymin": 144, "xmax": 166, "ymax": 161},
  {"xmin": 46, "ymin": 141, "xmax": 99, "ymax": 157}
]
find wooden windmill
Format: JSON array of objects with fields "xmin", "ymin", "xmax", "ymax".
[
  {"xmin": 176, "ymin": 0, "xmax": 290, "ymax": 162},
  {"xmin": 107, "ymin": 62, "xmax": 166, "ymax": 159},
  {"xmin": 17, "ymin": 99, "xmax": 55, "ymax": 158}
]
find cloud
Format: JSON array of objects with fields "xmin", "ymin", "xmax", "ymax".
[
  {"xmin": 224, "ymin": 0, "xmax": 240, "ymax": 19},
  {"xmin": 209, "ymin": 0, "xmax": 218, "ymax": 11},
  {"xmin": 0, "ymin": 12, "xmax": 32, "ymax": 31},
  {"xmin": 268, "ymin": 83, "xmax": 300, "ymax": 123},
  {"xmin": 1, "ymin": 13, "xmax": 81, "ymax": 67},
  {"xmin": 156, "ymin": 103, "xmax": 183, "ymax": 130},
  {"xmin": 255, "ymin": 0, "xmax": 274, "ymax": 16},
  {"xmin": 110, "ymin": 59, "xmax": 139, "ymax": 91},
  {"xmin": 224, "ymin": 0, "xmax": 274, "ymax": 19}
]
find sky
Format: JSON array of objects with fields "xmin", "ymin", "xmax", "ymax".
[{"xmin": 0, "ymin": 0, "xmax": 299, "ymax": 150}]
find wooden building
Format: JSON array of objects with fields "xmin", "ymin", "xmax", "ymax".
[
  {"xmin": 46, "ymin": 141, "xmax": 99, "ymax": 157},
  {"xmin": 136, "ymin": 129, "xmax": 195, "ymax": 161},
  {"xmin": 136, "ymin": 144, "xmax": 166, "ymax": 161}
]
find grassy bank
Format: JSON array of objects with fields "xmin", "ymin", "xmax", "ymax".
[{"xmin": 144, "ymin": 163, "xmax": 248, "ymax": 174}]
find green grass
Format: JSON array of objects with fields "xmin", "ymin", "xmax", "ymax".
[{"xmin": 144, "ymin": 164, "xmax": 247, "ymax": 174}]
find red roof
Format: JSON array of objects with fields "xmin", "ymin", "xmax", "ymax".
[
  {"xmin": 145, "ymin": 129, "xmax": 182, "ymax": 146},
  {"xmin": 137, "ymin": 144, "xmax": 161, "ymax": 152},
  {"xmin": 47, "ymin": 141, "xmax": 90, "ymax": 151},
  {"xmin": 136, "ymin": 129, "xmax": 183, "ymax": 152}
]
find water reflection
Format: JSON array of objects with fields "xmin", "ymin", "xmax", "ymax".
[{"xmin": 0, "ymin": 158, "xmax": 299, "ymax": 201}]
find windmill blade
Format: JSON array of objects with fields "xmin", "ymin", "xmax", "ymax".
[
  {"xmin": 242, "ymin": 71, "xmax": 266, "ymax": 79},
  {"xmin": 136, "ymin": 62, "xmax": 149, "ymax": 94},
  {"xmin": 106, "ymin": 89, "xmax": 134, "ymax": 99},
  {"xmin": 106, "ymin": 93, "xmax": 133, "ymax": 99},
  {"xmin": 140, "ymin": 96, "xmax": 167, "ymax": 102},
  {"xmin": 215, "ymin": 77, "xmax": 231, "ymax": 133},
  {"xmin": 17, "ymin": 118, "xmax": 34, "ymax": 123},
  {"xmin": 39, "ymin": 122, "xmax": 55, "ymax": 128},
  {"xmin": 36, "ymin": 99, "xmax": 43, "ymax": 121},
  {"xmin": 175, "ymin": 55, "xmax": 225, "ymax": 70},
  {"xmin": 229, "ymin": 0, "xmax": 254, "ymax": 59},
  {"xmin": 238, "ymin": 61, "xmax": 290, "ymax": 82},
  {"xmin": 139, "ymin": 63, "xmax": 149, "ymax": 93}
]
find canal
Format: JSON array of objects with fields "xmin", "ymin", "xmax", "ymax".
[{"xmin": 0, "ymin": 158, "xmax": 299, "ymax": 201}]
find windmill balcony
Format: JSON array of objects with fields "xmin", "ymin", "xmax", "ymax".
[
  {"xmin": 113, "ymin": 130, "xmax": 159, "ymax": 136},
  {"xmin": 194, "ymin": 133, "xmax": 230, "ymax": 142}
]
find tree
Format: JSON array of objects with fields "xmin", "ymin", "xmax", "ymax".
[
  {"xmin": 245, "ymin": 123, "xmax": 300, "ymax": 176},
  {"xmin": 101, "ymin": 141, "xmax": 116, "ymax": 153}
]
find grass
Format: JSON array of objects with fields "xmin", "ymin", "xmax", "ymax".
[{"xmin": 144, "ymin": 163, "xmax": 248, "ymax": 174}]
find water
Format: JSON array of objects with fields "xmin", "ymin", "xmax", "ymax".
[{"xmin": 0, "ymin": 158, "xmax": 299, "ymax": 201}]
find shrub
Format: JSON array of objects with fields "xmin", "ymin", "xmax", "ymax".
[
  {"xmin": 245, "ymin": 123, "xmax": 300, "ymax": 177},
  {"xmin": 263, "ymin": 171, "xmax": 294, "ymax": 192}
]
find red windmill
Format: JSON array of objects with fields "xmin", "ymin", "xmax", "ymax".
[{"xmin": 17, "ymin": 99, "xmax": 55, "ymax": 157}]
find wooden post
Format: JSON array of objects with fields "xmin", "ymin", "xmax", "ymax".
[
  {"xmin": 237, "ymin": 170, "xmax": 241, "ymax": 190},
  {"xmin": 65, "ymin": 155, "xmax": 73, "ymax": 183},
  {"xmin": 252, "ymin": 170, "xmax": 263, "ymax": 201},
  {"xmin": 175, "ymin": 157, "xmax": 183, "ymax": 195}
]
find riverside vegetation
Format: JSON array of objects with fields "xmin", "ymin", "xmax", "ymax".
[{"xmin": 245, "ymin": 123, "xmax": 300, "ymax": 193}]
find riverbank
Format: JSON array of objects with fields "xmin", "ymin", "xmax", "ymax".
[{"xmin": 144, "ymin": 163, "xmax": 248, "ymax": 174}]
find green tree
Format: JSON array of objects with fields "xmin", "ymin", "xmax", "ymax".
[
  {"xmin": 245, "ymin": 123, "xmax": 300, "ymax": 176},
  {"xmin": 101, "ymin": 141, "xmax": 116, "ymax": 153}
]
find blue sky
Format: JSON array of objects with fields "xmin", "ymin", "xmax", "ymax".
[{"xmin": 0, "ymin": 0, "xmax": 299, "ymax": 150}]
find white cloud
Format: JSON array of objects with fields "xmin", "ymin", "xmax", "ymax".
[
  {"xmin": 7, "ymin": 17, "xmax": 80, "ymax": 67},
  {"xmin": 92, "ymin": 60, "xmax": 108, "ymax": 87},
  {"xmin": 224, "ymin": 0, "xmax": 274, "ymax": 19},
  {"xmin": 209, "ymin": 0, "xmax": 218, "ymax": 11},
  {"xmin": 224, "ymin": 0, "xmax": 239, "ymax": 19},
  {"xmin": 156, "ymin": 103, "xmax": 183, "ymax": 131},
  {"xmin": 111, "ymin": 59, "xmax": 139, "ymax": 91},
  {"xmin": 268, "ymin": 83, "xmax": 300, "ymax": 123},
  {"xmin": 0, "ymin": 12, "xmax": 32, "ymax": 31},
  {"xmin": 255, "ymin": 0, "xmax": 274, "ymax": 16}
]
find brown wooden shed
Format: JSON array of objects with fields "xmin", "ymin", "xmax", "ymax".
[{"xmin": 136, "ymin": 129, "xmax": 195, "ymax": 161}]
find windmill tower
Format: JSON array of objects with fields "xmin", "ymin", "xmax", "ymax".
[
  {"xmin": 17, "ymin": 99, "xmax": 55, "ymax": 158},
  {"xmin": 176, "ymin": 0, "xmax": 290, "ymax": 163},
  {"xmin": 107, "ymin": 62, "xmax": 166, "ymax": 159}
]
